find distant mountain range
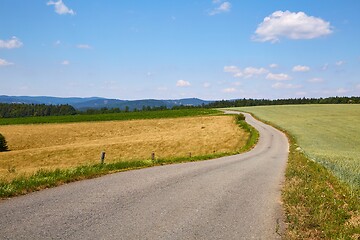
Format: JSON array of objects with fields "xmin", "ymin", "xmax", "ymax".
[{"xmin": 0, "ymin": 95, "xmax": 212, "ymax": 110}]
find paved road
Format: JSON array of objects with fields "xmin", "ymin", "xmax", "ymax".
[{"xmin": 0, "ymin": 112, "xmax": 289, "ymax": 240}]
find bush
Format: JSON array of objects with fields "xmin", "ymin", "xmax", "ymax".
[
  {"xmin": 236, "ymin": 113, "xmax": 246, "ymax": 121},
  {"xmin": 0, "ymin": 133, "xmax": 8, "ymax": 151}
]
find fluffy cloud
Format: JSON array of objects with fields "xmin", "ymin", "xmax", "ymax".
[
  {"xmin": 224, "ymin": 65, "xmax": 268, "ymax": 78},
  {"xmin": 253, "ymin": 11, "xmax": 332, "ymax": 43},
  {"xmin": 336, "ymin": 60, "xmax": 345, "ymax": 66},
  {"xmin": 77, "ymin": 44, "xmax": 92, "ymax": 49},
  {"xmin": 292, "ymin": 65, "xmax": 310, "ymax": 72},
  {"xmin": 243, "ymin": 67, "xmax": 268, "ymax": 78},
  {"xmin": 308, "ymin": 77, "xmax": 324, "ymax": 83},
  {"xmin": 47, "ymin": 0, "xmax": 75, "ymax": 15},
  {"xmin": 176, "ymin": 80, "xmax": 191, "ymax": 87},
  {"xmin": 203, "ymin": 82, "xmax": 211, "ymax": 88},
  {"xmin": 222, "ymin": 87, "xmax": 237, "ymax": 93},
  {"xmin": 209, "ymin": 1, "xmax": 231, "ymax": 16},
  {"xmin": 224, "ymin": 65, "xmax": 240, "ymax": 73},
  {"xmin": 272, "ymin": 82, "xmax": 301, "ymax": 89},
  {"xmin": 266, "ymin": 73, "xmax": 291, "ymax": 81},
  {"xmin": 269, "ymin": 63, "xmax": 278, "ymax": 68},
  {"xmin": 0, "ymin": 58, "xmax": 14, "ymax": 66},
  {"xmin": 61, "ymin": 60, "xmax": 70, "ymax": 65},
  {"xmin": 0, "ymin": 37, "xmax": 23, "ymax": 49}
]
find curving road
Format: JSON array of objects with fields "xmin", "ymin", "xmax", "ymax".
[{"xmin": 0, "ymin": 112, "xmax": 289, "ymax": 240}]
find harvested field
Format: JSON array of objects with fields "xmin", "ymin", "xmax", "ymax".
[{"xmin": 0, "ymin": 115, "xmax": 247, "ymax": 181}]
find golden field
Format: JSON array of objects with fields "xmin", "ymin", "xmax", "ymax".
[{"xmin": 0, "ymin": 115, "xmax": 247, "ymax": 181}]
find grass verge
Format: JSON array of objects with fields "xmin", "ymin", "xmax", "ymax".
[
  {"xmin": 234, "ymin": 110, "xmax": 360, "ymax": 239},
  {"xmin": 284, "ymin": 133, "xmax": 359, "ymax": 239},
  {"xmin": 0, "ymin": 114, "xmax": 258, "ymax": 198}
]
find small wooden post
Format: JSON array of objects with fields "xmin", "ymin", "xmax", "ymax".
[
  {"xmin": 100, "ymin": 151, "xmax": 106, "ymax": 164},
  {"xmin": 189, "ymin": 152, "xmax": 192, "ymax": 158},
  {"xmin": 151, "ymin": 152, "xmax": 155, "ymax": 161}
]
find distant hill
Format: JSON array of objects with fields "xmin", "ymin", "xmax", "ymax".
[{"xmin": 0, "ymin": 95, "xmax": 212, "ymax": 110}]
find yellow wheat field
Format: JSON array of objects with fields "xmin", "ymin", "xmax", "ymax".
[{"xmin": 0, "ymin": 115, "xmax": 247, "ymax": 181}]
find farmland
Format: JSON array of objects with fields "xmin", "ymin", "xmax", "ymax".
[
  {"xmin": 0, "ymin": 108, "xmax": 219, "ymax": 125},
  {"xmin": 0, "ymin": 115, "xmax": 248, "ymax": 182},
  {"xmin": 229, "ymin": 104, "xmax": 360, "ymax": 239},
  {"xmin": 233, "ymin": 104, "xmax": 360, "ymax": 189}
]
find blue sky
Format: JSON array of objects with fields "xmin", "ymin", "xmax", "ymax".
[{"xmin": 1, "ymin": 0, "xmax": 359, "ymax": 100}]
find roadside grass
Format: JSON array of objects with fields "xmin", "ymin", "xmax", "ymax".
[
  {"xmin": 284, "ymin": 134, "xmax": 359, "ymax": 239},
  {"xmin": 0, "ymin": 108, "xmax": 219, "ymax": 125},
  {"xmin": 227, "ymin": 106, "xmax": 360, "ymax": 239},
  {"xmin": 0, "ymin": 114, "xmax": 258, "ymax": 198}
]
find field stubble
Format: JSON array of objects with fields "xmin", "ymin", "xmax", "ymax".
[{"xmin": 0, "ymin": 115, "xmax": 247, "ymax": 182}]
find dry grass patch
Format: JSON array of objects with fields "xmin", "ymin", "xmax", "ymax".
[{"xmin": 0, "ymin": 115, "xmax": 247, "ymax": 181}]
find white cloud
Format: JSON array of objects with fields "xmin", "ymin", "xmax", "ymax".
[
  {"xmin": 209, "ymin": 1, "xmax": 231, "ymax": 16},
  {"xmin": 292, "ymin": 65, "xmax": 310, "ymax": 72},
  {"xmin": 224, "ymin": 65, "xmax": 240, "ymax": 73},
  {"xmin": 243, "ymin": 67, "xmax": 268, "ymax": 78},
  {"xmin": 176, "ymin": 80, "xmax": 191, "ymax": 87},
  {"xmin": 266, "ymin": 73, "xmax": 291, "ymax": 81},
  {"xmin": 222, "ymin": 87, "xmax": 237, "ymax": 93},
  {"xmin": 253, "ymin": 11, "xmax": 333, "ymax": 43},
  {"xmin": 203, "ymin": 82, "xmax": 211, "ymax": 88},
  {"xmin": 224, "ymin": 65, "xmax": 268, "ymax": 78},
  {"xmin": 61, "ymin": 60, "xmax": 70, "ymax": 65},
  {"xmin": 269, "ymin": 63, "xmax": 278, "ymax": 68},
  {"xmin": 0, "ymin": 37, "xmax": 23, "ymax": 49},
  {"xmin": 77, "ymin": 44, "xmax": 91, "ymax": 49},
  {"xmin": 336, "ymin": 60, "xmax": 345, "ymax": 66},
  {"xmin": 0, "ymin": 58, "xmax": 14, "ymax": 66},
  {"xmin": 47, "ymin": 0, "xmax": 75, "ymax": 15},
  {"xmin": 308, "ymin": 77, "xmax": 324, "ymax": 83},
  {"xmin": 272, "ymin": 82, "xmax": 301, "ymax": 89}
]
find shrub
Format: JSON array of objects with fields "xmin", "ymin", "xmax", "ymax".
[
  {"xmin": 236, "ymin": 113, "xmax": 246, "ymax": 121},
  {"xmin": 0, "ymin": 133, "xmax": 8, "ymax": 151}
]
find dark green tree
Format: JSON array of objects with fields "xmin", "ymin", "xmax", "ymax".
[{"xmin": 0, "ymin": 133, "xmax": 8, "ymax": 152}]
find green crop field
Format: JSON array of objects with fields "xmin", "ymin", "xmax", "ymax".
[
  {"xmin": 0, "ymin": 108, "xmax": 219, "ymax": 125},
  {"xmin": 230, "ymin": 104, "xmax": 360, "ymax": 190}
]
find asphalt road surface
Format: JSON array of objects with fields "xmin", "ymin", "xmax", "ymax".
[{"xmin": 0, "ymin": 112, "xmax": 289, "ymax": 240}]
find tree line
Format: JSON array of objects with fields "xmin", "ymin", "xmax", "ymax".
[
  {"xmin": 0, "ymin": 96, "xmax": 359, "ymax": 118},
  {"xmin": 206, "ymin": 96, "xmax": 360, "ymax": 108},
  {"xmin": 0, "ymin": 103, "xmax": 77, "ymax": 118}
]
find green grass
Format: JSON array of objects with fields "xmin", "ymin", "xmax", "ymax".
[
  {"xmin": 230, "ymin": 104, "xmax": 360, "ymax": 190},
  {"xmin": 0, "ymin": 108, "xmax": 220, "ymax": 125},
  {"xmin": 284, "ymin": 134, "xmax": 359, "ymax": 239},
  {"xmin": 227, "ymin": 105, "xmax": 360, "ymax": 239},
  {"xmin": 0, "ymin": 114, "xmax": 258, "ymax": 198}
]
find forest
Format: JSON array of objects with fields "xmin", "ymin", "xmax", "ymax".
[
  {"xmin": 0, "ymin": 103, "xmax": 77, "ymax": 118},
  {"xmin": 206, "ymin": 96, "xmax": 360, "ymax": 108},
  {"xmin": 0, "ymin": 96, "xmax": 359, "ymax": 118}
]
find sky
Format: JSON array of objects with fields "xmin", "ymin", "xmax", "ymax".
[{"xmin": 1, "ymin": 0, "xmax": 360, "ymax": 100}]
